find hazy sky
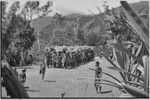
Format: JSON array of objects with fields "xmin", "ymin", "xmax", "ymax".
[{"xmin": 5, "ymin": 0, "xmax": 146, "ymax": 15}]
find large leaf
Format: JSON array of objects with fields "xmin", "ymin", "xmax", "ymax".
[
  {"xmin": 111, "ymin": 43, "xmax": 143, "ymax": 66},
  {"xmin": 130, "ymin": 63, "xmax": 139, "ymax": 81},
  {"xmin": 124, "ymin": 54, "xmax": 133, "ymax": 81},
  {"xmin": 120, "ymin": 1, "xmax": 149, "ymax": 47},
  {"xmin": 115, "ymin": 51, "xmax": 128, "ymax": 80},
  {"xmin": 89, "ymin": 68, "xmax": 121, "ymax": 83},
  {"xmin": 122, "ymin": 41, "xmax": 137, "ymax": 46},
  {"xmin": 126, "ymin": 81, "xmax": 144, "ymax": 88},
  {"xmin": 107, "ymin": 66, "xmax": 143, "ymax": 82},
  {"xmin": 99, "ymin": 82, "xmax": 122, "ymax": 90},
  {"xmin": 104, "ymin": 54, "xmax": 126, "ymax": 82},
  {"xmin": 122, "ymin": 84, "xmax": 149, "ymax": 98},
  {"xmin": 135, "ymin": 42, "xmax": 142, "ymax": 57},
  {"xmin": 97, "ymin": 78, "xmax": 122, "ymax": 89},
  {"xmin": 143, "ymin": 56, "xmax": 149, "ymax": 92},
  {"xmin": 77, "ymin": 77, "xmax": 123, "ymax": 89},
  {"xmin": 115, "ymin": 51, "xmax": 124, "ymax": 69}
]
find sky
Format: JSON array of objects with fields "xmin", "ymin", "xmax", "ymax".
[{"xmin": 5, "ymin": 0, "xmax": 147, "ymax": 16}]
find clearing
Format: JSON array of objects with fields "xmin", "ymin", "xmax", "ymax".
[{"xmin": 2, "ymin": 57, "xmax": 123, "ymax": 98}]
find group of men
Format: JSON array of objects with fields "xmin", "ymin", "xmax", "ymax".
[
  {"xmin": 44, "ymin": 47, "xmax": 95, "ymax": 69},
  {"xmin": 2, "ymin": 46, "xmax": 104, "ymax": 95},
  {"xmin": 43, "ymin": 46, "xmax": 103, "ymax": 93}
]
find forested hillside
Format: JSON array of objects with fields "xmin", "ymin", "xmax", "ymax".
[{"xmin": 31, "ymin": 1, "xmax": 149, "ymax": 47}]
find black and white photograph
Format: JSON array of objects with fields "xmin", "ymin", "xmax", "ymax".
[{"xmin": 1, "ymin": 0, "xmax": 149, "ymax": 99}]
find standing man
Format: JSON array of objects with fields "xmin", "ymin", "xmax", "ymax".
[
  {"xmin": 62, "ymin": 50, "xmax": 67, "ymax": 69},
  {"xmin": 94, "ymin": 61, "xmax": 102, "ymax": 94},
  {"xmin": 57, "ymin": 51, "xmax": 62, "ymax": 68},
  {"xmin": 19, "ymin": 69, "xmax": 27, "ymax": 86},
  {"xmin": 39, "ymin": 63, "xmax": 46, "ymax": 80}
]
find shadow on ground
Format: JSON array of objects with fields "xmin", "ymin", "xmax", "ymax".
[
  {"xmin": 25, "ymin": 86, "xmax": 40, "ymax": 92},
  {"xmin": 26, "ymin": 89, "xmax": 40, "ymax": 92},
  {"xmin": 44, "ymin": 80, "xmax": 57, "ymax": 83}
]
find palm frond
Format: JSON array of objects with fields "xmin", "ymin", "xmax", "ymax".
[
  {"xmin": 89, "ymin": 68, "xmax": 121, "ymax": 83},
  {"xmin": 111, "ymin": 43, "xmax": 143, "ymax": 66},
  {"xmin": 107, "ymin": 66, "xmax": 143, "ymax": 81},
  {"xmin": 120, "ymin": 1, "xmax": 149, "ymax": 48},
  {"xmin": 104, "ymin": 54, "xmax": 126, "ymax": 82},
  {"xmin": 143, "ymin": 56, "xmax": 149, "ymax": 92},
  {"xmin": 122, "ymin": 84, "xmax": 149, "ymax": 98}
]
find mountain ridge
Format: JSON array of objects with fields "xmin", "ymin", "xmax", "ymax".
[{"xmin": 31, "ymin": 1, "xmax": 149, "ymax": 47}]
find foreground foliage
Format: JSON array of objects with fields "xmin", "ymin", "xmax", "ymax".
[{"xmin": 97, "ymin": 1, "xmax": 149, "ymax": 98}]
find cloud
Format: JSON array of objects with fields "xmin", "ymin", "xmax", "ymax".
[{"xmin": 54, "ymin": 6, "xmax": 86, "ymax": 15}]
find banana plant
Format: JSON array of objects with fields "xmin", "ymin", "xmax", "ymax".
[
  {"xmin": 99, "ymin": 1, "xmax": 149, "ymax": 98},
  {"xmin": 120, "ymin": 1, "xmax": 149, "ymax": 96}
]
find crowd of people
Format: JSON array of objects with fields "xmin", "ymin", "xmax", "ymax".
[
  {"xmin": 44, "ymin": 46, "xmax": 95, "ymax": 69},
  {"xmin": 2, "ymin": 45, "xmax": 107, "ymax": 97}
]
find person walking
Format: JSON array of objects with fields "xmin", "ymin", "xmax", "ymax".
[
  {"xmin": 94, "ymin": 61, "xmax": 102, "ymax": 94},
  {"xmin": 62, "ymin": 51, "xmax": 67, "ymax": 69},
  {"xmin": 39, "ymin": 63, "xmax": 46, "ymax": 80},
  {"xmin": 19, "ymin": 69, "xmax": 26, "ymax": 86}
]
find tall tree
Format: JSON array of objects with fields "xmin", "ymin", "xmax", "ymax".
[
  {"xmin": 1, "ymin": 1, "xmax": 9, "ymax": 57},
  {"xmin": 21, "ymin": 1, "xmax": 53, "ymax": 55},
  {"xmin": 21, "ymin": 1, "xmax": 40, "ymax": 20},
  {"xmin": 1, "ymin": 1, "xmax": 40, "ymax": 65}
]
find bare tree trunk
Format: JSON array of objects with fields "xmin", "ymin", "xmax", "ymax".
[{"xmin": 20, "ymin": 50, "xmax": 25, "ymax": 66}]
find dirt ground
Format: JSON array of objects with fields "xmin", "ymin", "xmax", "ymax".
[{"xmin": 2, "ymin": 57, "xmax": 123, "ymax": 98}]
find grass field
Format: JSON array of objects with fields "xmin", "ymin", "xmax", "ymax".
[{"xmin": 2, "ymin": 57, "xmax": 124, "ymax": 98}]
